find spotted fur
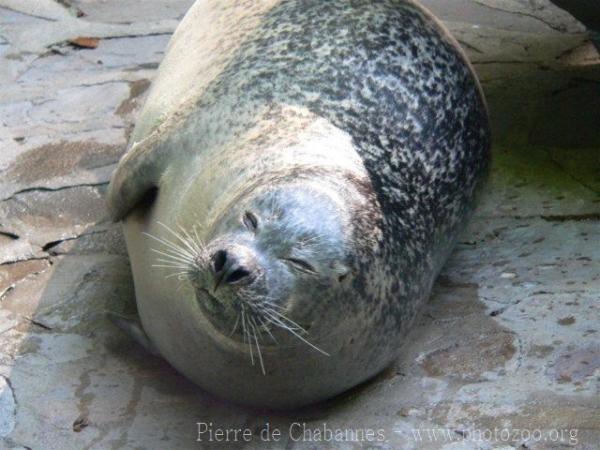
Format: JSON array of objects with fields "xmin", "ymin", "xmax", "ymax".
[{"xmin": 109, "ymin": 0, "xmax": 490, "ymax": 408}]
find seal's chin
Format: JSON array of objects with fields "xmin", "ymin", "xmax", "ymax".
[
  {"xmin": 195, "ymin": 285, "xmax": 243, "ymax": 337},
  {"xmin": 194, "ymin": 284, "xmax": 288, "ymax": 348}
]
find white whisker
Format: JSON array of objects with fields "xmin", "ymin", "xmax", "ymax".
[
  {"xmin": 260, "ymin": 308, "xmax": 301, "ymax": 333},
  {"xmin": 157, "ymin": 221, "xmax": 200, "ymax": 258},
  {"xmin": 165, "ymin": 271, "xmax": 190, "ymax": 279},
  {"xmin": 229, "ymin": 314, "xmax": 240, "ymax": 336},
  {"xmin": 152, "ymin": 265, "xmax": 190, "ymax": 271},
  {"xmin": 241, "ymin": 305, "xmax": 254, "ymax": 365},
  {"xmin": 249, "ymin": 317, "xmax": 266, "ymax": 375},
  {"xmin": 192, "ymin": 225, "xmax": 205, "ymax": 253},
  {"xmin": 153, "ymin": 261, "xmax": 189, "ymax": 269},
  {"xmin": 261, "ymin": 306, "xmax": 306, "ymax": 333},
  {"xmin": 257, "ymin": 316, "xmax": 277, "ymax": 343},
  {"xmin": 150, "ymin": 248, "xmax": 193, "ymax": 265},
  {"xmin": 143, "ymin": 232, "xmax": 196, "ymax": 260},
  {"xmin": 176, "ymin": 224, "xmax": 201, "ymax": 255},
  {"xmin": 178, "ymin": 223, "xmax": 205, "ymax": 256},
  {"xmin": 259, "ymin": 308, "xmax": 329, "ymax": 356}
]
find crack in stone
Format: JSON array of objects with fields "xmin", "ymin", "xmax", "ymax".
[
  {"xmin": 42, "ymin": 229, "xmax": 108, "ymax": 254},
  {"xmin": 471, "ymin": 0, "xmax": 573, "ymax": 33},
  {"xmin": 0, "ymin": 256, "xmax": 53, "ymax": 299},
  {"xmin": 1, "ymin": 181, "xmax": 109, "ymax": 203},
  {"xmin": 27, "ymin": 317, "xmax": 52, "ymax": 330},
  {"xmin": 0, "ymin": 255, "xmax": 50, "ymax": 268},
  {"xmin": 0, "ymin": 5, "xmax": 58, "ymax": 22},
  {"xmin": 545, "ymin": 148, "xmax": 600, "ymax": 196},
  {"xmin": 543, "ymin": 77, "xmax": 600, "ymax": 100},
  {"xmin": 3, "ymin": 11, "xmax": 177, "ymax": 73},
  {"xmin": 540, "ymin": 213, "xmax": 600, "ymax": 222},
  {"xmin": 0, "ymin": 231, "xmax": 19, "ymax": 240},
  {"xmin": 58, "ymin": 79, "xmax": 129, "ymax": 89},
  {"xmin": 474, "ymin": 60, "xmax": 541, "ymax": 65},
  {"xmin": 123, "ymin": 62, "xmax": 160, "ymax": 72},
  {"xmin": 54, "ymin": 0, "xmax": 84, "ymax": 18},
  {"xmin": 0, "ymin": 225, "xmax": 112, "ymax": 268},
  {"xmin": 0, "ymin": 439, "xmax": 32, "ymax": 450},
  {"xmin": 100, "ymin": 32, "xmax": 174, "ymax": 40},
  {"xmin": 456, "ymin": 39, "xmax": 483, "ymax": 54},
  {"xmin": 480, "ymin": 213, "xmax": 600, "ymax": 222},
  {"xmin": 0, "ymin": 285, "xmax": 14, "ymax": 302}
]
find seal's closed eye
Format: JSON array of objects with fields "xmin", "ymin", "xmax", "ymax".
[
  {"xmin": 283, "ymin": 257, "xmax": 318, "ymax": 275},
  {"xmin": 243, "ymin": 211, "xmax": 259, "ymax": 231}
]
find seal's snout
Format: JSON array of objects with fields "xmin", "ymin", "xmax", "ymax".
[{"xmin": 210, "ymin": 246, "xmax": 256, "ymax": 291}]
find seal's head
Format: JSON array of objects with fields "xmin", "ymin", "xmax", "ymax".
[{"xmin": 189, "ymin": 180, "xmax": 353, "ymax": 356}]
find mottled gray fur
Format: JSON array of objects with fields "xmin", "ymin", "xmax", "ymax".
[{"xmin": 108, "ymin": 0, "xmax": 490, "ymax": 408}]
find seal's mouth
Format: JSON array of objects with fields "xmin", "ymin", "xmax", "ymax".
[
  {"xmin": 197, "ymin": 280, "xmax": 328, "ymax": 356},
  {"xmin": 196, "ymin": 285, "xmax": 277, "ymax": 344},
  {"xmin": 198, "ymin": 287, "xmax": 222, "ymax": 312}
]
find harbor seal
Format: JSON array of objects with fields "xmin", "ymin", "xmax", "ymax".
[{"xmin": 107, "ymin": 0, "xmax": 490, "ymax": 408}]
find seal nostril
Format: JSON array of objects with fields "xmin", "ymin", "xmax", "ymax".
[
  {"xmin": 212, "ymin": 250, "xmax": 227, "ymax": 273},
  {"xmin": 225, "ymin": 268, "xmax": 251, "ymax": 284}
]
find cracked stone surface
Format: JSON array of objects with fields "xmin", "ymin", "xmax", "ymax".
[{"xmin": 0, "ymin": 0, "xmax": 598, "ymax": 449}]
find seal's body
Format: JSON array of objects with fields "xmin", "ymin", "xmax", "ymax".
[{"xmin": 108, "ymin": 0, "xmax": 490, "ymax": 408}]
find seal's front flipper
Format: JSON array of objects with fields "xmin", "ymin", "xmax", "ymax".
[
  {"xmin": 107, "ymin": 312, "xmax": 161, "ymax": 357},
  {"xmin": 107, "ymin": 134, "xmax": 171, "ymax": 222}
]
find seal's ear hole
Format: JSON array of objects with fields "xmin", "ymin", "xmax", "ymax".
[
  {"xmin": 243, "ymin": 211, "xmax": 259, "ymax": 231},
  {"xmin": 332, "ymin": 261, "xmax": 350, "ymax": 283}
]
